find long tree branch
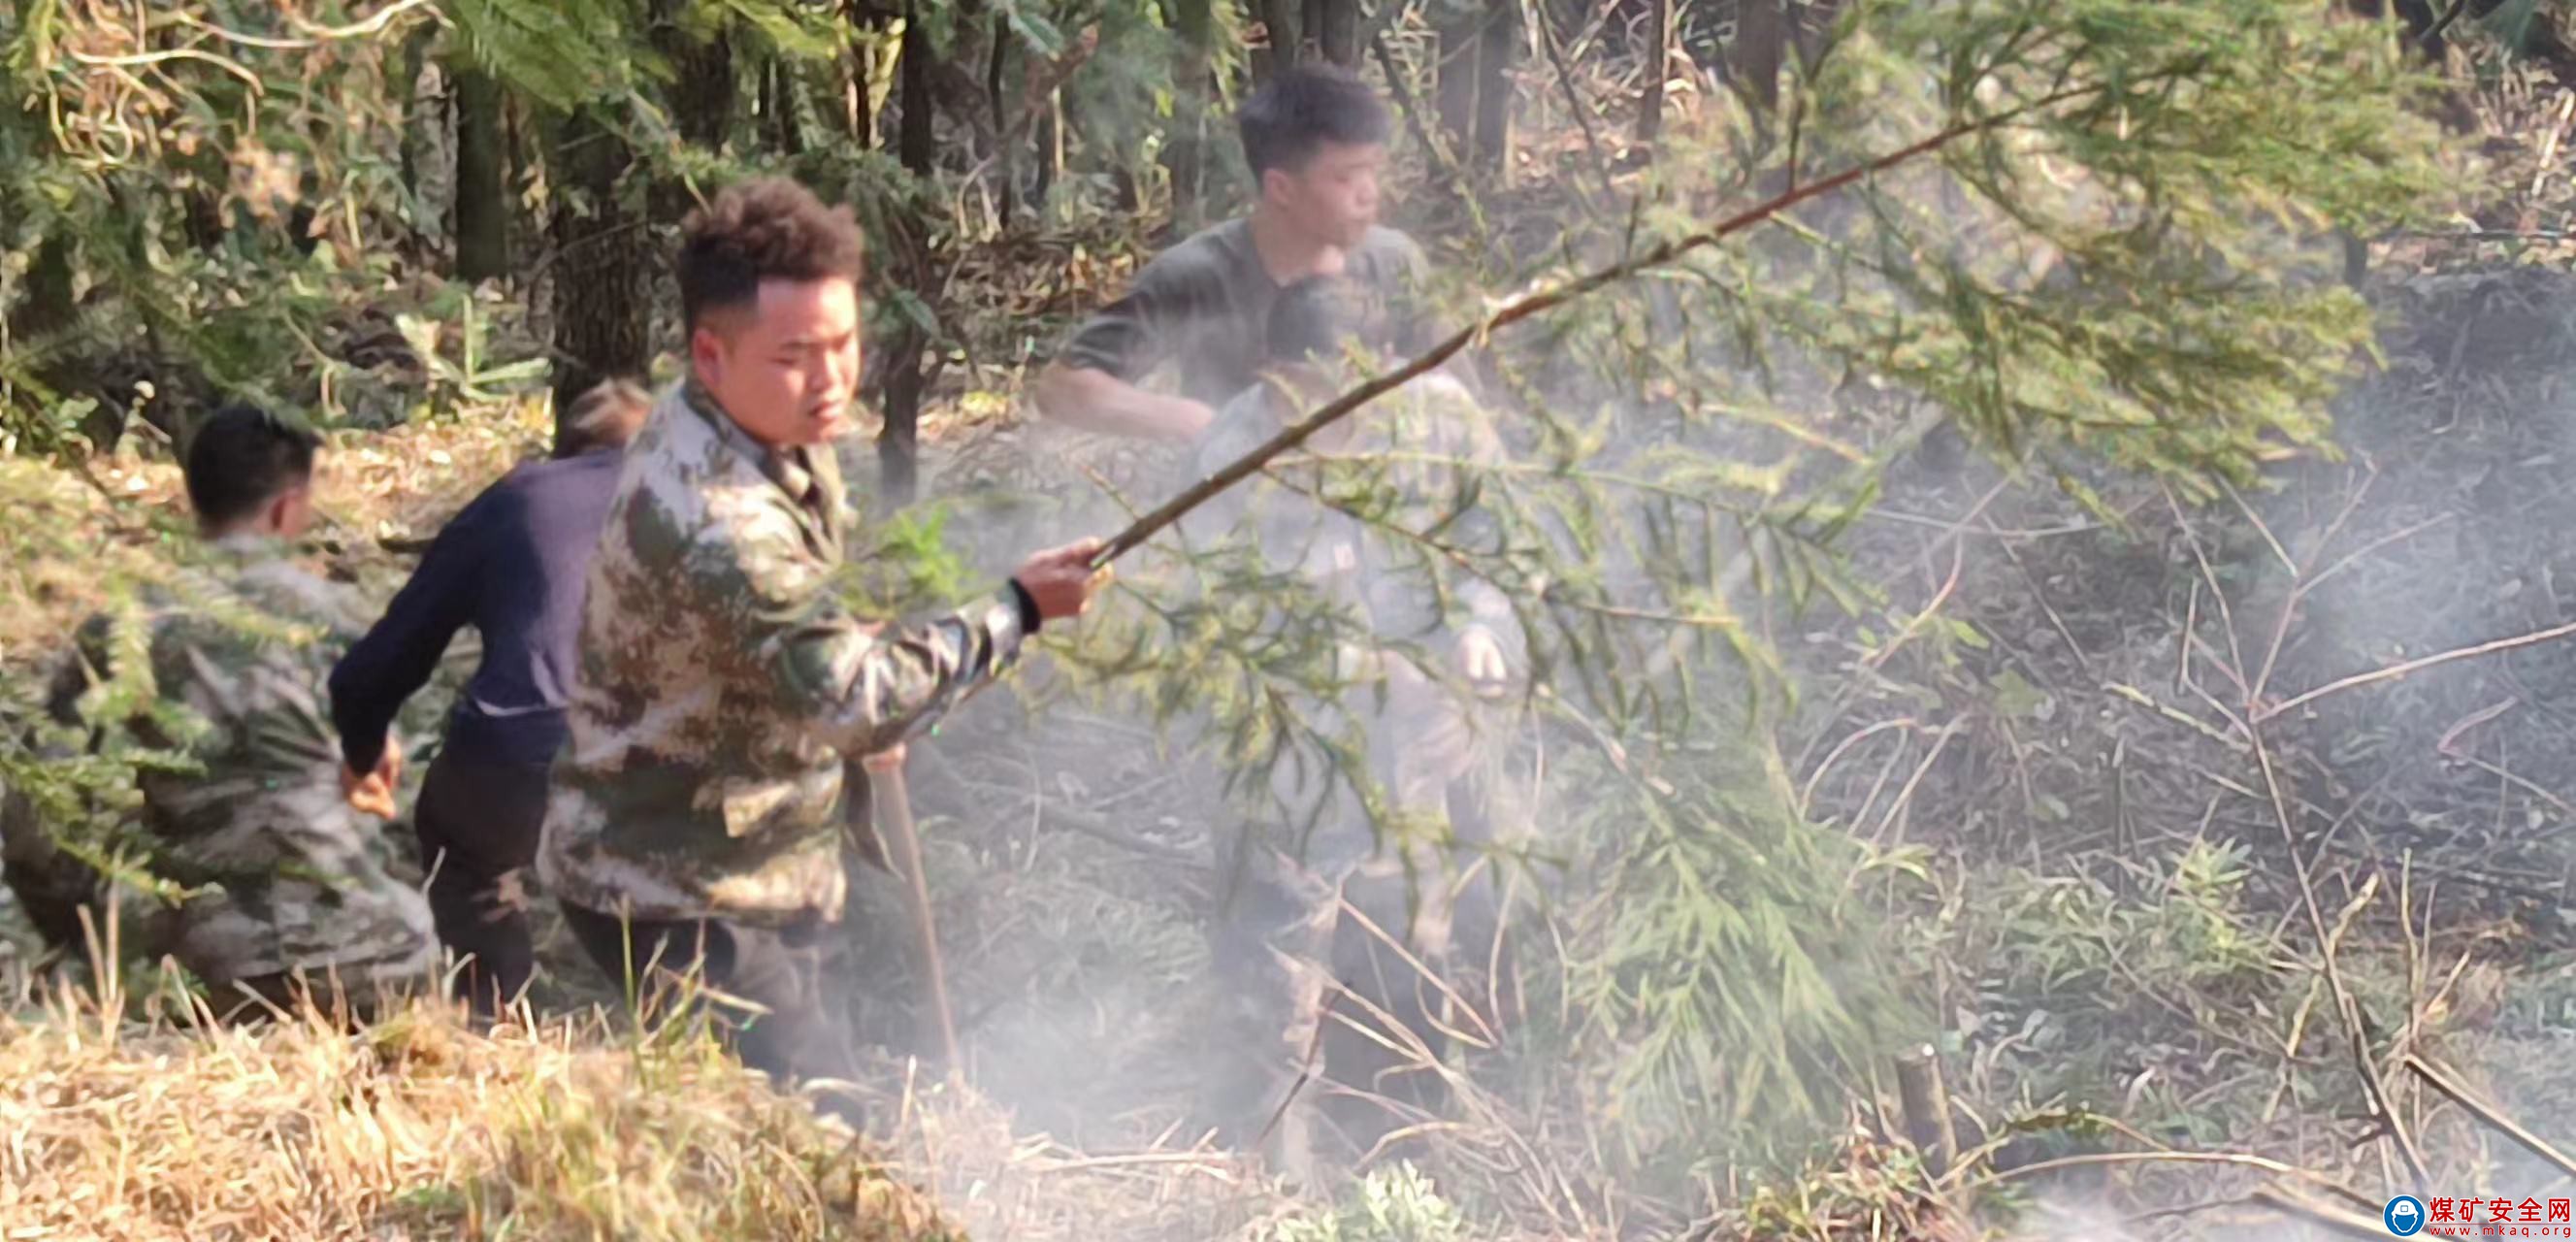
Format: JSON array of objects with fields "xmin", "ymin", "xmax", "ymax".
[{"xmin": 1092, "ymin": 69, "xmax": 2183, "ymax": 568}]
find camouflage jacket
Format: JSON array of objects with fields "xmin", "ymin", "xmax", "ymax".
[
  {"xmin": 2, "ymin": 535, "xmax": 437, "ymax": 990},
  {"xmin": 539, "ymin": 381, "xmax": 1030, "ymax": 924}
]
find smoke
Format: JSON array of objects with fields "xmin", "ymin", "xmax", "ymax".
[{"xmin": 800, "ymin": 29, "xmax": 2551, "ymax": 1237}]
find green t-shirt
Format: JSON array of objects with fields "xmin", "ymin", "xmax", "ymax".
[{"xmin": 1060, "ymin": 219, "xmax": 1426, "ymax": 409}]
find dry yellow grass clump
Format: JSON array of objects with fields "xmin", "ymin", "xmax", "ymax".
[{"xmin": 0, "ymin": 985, "xmax": 961, "ymax": 1242}]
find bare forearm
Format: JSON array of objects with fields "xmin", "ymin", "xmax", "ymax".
[{"xmin": 1033, "ymin": 365, "xmax": 1212, "ymax": 441}]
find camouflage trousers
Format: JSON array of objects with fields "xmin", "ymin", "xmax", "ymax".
[
  {"xmin": 1204, "ymin": 657, "xmax": 1526, "ymax": 1177},
  {"xmin": 0, "ymin": 785, "xmax": 436, "ymax": 1019}
]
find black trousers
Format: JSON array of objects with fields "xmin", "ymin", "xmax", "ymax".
[
  {"xmin": 562, "ymin": 902, "xmax": 865, "ymax": 1125},
  {"xmin": 413, "ymin": 749, "xmax": 548, "ymax": 1020}
]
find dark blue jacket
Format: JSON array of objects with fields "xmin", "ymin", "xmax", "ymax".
[{"xmin": 330, "ymin": 448, "xmax": 624, "ymax": 773}]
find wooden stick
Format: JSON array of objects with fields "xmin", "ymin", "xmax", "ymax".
[
  {"xmin": 2403, "ymin": 1054, "xmax": 2576, "ymax": 1183},
  {"xmin": 872, "ymin": 757, "xmax": 962, "ymax": 1076},
  {"xmin": 1087, "ymin": 72, "xmax": 2177, "ymax": 570},
  {"xmin": 1894, "ymin": 1044, "xmax": 1958, "ymax": 1178}
]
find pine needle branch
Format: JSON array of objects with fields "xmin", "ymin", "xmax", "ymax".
[{"xmin": 1091, "ymin": 69, "xmax": 2191, "ymax": 568}]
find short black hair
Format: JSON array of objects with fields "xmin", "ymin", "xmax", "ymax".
[
  {"xmin": 1266, "ymin": 276, "xmax": 1398, "ymax": 368},
  {"xmin": 1238, "ymin": 64, "xmax": 1392, "ymax": 180},
  {"xmin": 184, "ymin": 403, "xmax": 318, "ymax": 529},
  {"xmin": 553, "ymin": 376, "xmax": 652, "ymax": 458},
  {"xmin": 676, "ymin": 177, "xmax": 867, "ymax": 333}
]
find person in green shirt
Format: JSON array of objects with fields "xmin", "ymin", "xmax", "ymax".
[{"xmin": 1033, "ymin": 64, "xmax": 1426, "ymax": 442}]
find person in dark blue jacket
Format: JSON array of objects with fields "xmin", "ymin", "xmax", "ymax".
[{"xmin": 330, "ymin": 378, "xmax": 650, "ymax": 1020}]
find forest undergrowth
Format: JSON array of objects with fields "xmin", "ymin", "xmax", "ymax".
[
  {"xmin": 18, "ymin": 3, "xmax": 2576, "ymax": 1240},
  {"xmin": 18, "ymin": 254, "xmax": 2576, "ymax": 1242}
]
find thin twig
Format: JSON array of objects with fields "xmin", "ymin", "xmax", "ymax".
[
  {"xmin": 2254, "ymin": 620, "xmax": 2576, "ymax": 723},
  {"xmin": 2404, "ymin": 1054, "xmax": 2576, "ymax": 1184},
  {"xmin": 1533, "ymin": 2, "xmax": 1620, "ymax": 205},
  {"xmin": 2247, "ymin": 1186, "xmax": 2412, "ymax": 1241},
  {"xmin": 2248, "ymin": 724, "xmax": 2432, "ymax": 1185},
  {"xmin": 1957, "ymin": 1151, "xmax": 2377, "ymax": 1213},
  {"xmin": 1798, "ymin": 717, "xmax": 1918, "ymax": 813}
]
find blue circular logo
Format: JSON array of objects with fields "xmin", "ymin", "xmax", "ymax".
[{"xmin": 2385, "ymin": 1195, "xmax": 2427, "ymax": 1236}]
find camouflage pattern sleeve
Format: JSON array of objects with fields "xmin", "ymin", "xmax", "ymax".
[
  {"xmin": 0, "ymin": 617, "xmax": 125, "ymax": 952},
  {"xmin": 719, "ymin": 495, "xmax": 1029, "ymax": 761}
]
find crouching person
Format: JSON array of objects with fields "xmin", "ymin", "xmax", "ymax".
[{"xmin": 0, "ymin": 404, "xmax": 437, "ymax": 1022}]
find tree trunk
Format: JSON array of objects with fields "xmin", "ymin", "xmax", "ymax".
[
  {"xmin": 845, "ymin": 42, "xmax": 872, "ymax": 144},
  {"xmin": 665, "ymin": 19, "xmax": 737, "ymax": 150},
  {"xmin": 1316, "ymin": 0, "xmax": 1360, "ymax": 66},
  {"xmin": 768, "ymin": 57, "xmax": 807, "ymax": 154},
  {"xmin": 1436, "ymin": 8, "xmax": 1479, "ymax": 161},
  {"xmin": 7, "ymin": 234, "xmax": 75, "ymax": 344},
  {"xmin": 760, "ymin": 56, "xmax": 779, "ymax": 148},
  {"xmin": 1471, "ymin": 0, "xmax": 1514, "ymax": 173},
  {"xmin": 881, "ymin": 5, "xmax": 936, "ymax": 505},
  {"xmin": 547, "ymin": 111, "xmax": 654, "ymax": 415},
  {"xmin": 841, "ymin": 0, "xmax": 886, "ymax": 147},
  {"xmin": 645, "ymin": 1, "xmax": 737, "ymax": 231},
  {"xmin": 1254, "ymin": 0, "xmax": 1302, "ymax": 82},
  {"xmin": 452, "ymin": 67, "xmax": 510, "ymax": 282},
  {"xmin": 396, "ymin": 25, "xmax": 436, "ymax": 245},
  {"xmin": 1728, "ymin": 0, "xmax": 1788, "ymax": 118},
  {"xmin": 1164, "ymin": 0, "xmax": 1214, "ymax": 227},
  {"xmin": 897, "ymin": 12, "xmax": 937, "ymax": 172},
  {"xmin": 1635, "ymin": 0, "xmax": 1669, "ymax": 156},
  {"xmin": 990, "ymin": 15, "xmax": 1018, "ymax": 228},
  {"xmin": 1033, "ymin": 92, "xmax": 1060, "ymax": 212},
  {"xmin": 1438, "ymin": 0, "xmax": 1513, "ymax": 178}
]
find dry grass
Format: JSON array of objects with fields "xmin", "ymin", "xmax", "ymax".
[
  {"xmin": 0, "ymin": 945, "xmax": 1310, "ymax": 1242},
  {"xmin": 0, "ymin": 967, "xmax": 962, "ymax": 1241}
]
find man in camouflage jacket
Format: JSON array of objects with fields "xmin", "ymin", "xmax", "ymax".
[
  {"xmin": 0, "ymin": 405, "xmax": 436, "ymax": 1020},
  {"xmin": 538, "ymin": 178, "xmax": 1105, "ymax": 1116}
]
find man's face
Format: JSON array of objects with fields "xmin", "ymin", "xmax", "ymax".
[
  {"xmin": 1265, "ymin": 140, "xmax": 1386, "ymax": 249},
  {"xmin": 691, "ymin": 277, "xmax": 865, "ymax": 448}
]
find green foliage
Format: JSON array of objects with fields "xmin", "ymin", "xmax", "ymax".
[
  {"xmin": 1951, "ymin": 837, "xmax": 2269, "ymax": 1007},
  {"xmin": 1559, "ymin": 726, "xmax": 1913, "ymax": 1181},
  {"xmin": 0, "ymin": 0, "xmax": 2481, "ymax": 1220},
  {"xmin": 0, "ymin": 0, "xmax": 459, "ymax": 444},
  {"xmin": 832, "ymin": 503, "xmax": 981, "ymax": 617},
  {"xmin": 395, "ymin": 294, "xmax": 549, "ymax": 409},
  {"xmin": 1903, "ymin": 836, "xmax": 2281, "ymax": 1144},
  {"xmin": 1262, "ymin": 1162, "xmax": 1471, "ymax": 1242},
  {"xmin": 442, "ymin": 0, "xmax": 658, "ymax": 114}
]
